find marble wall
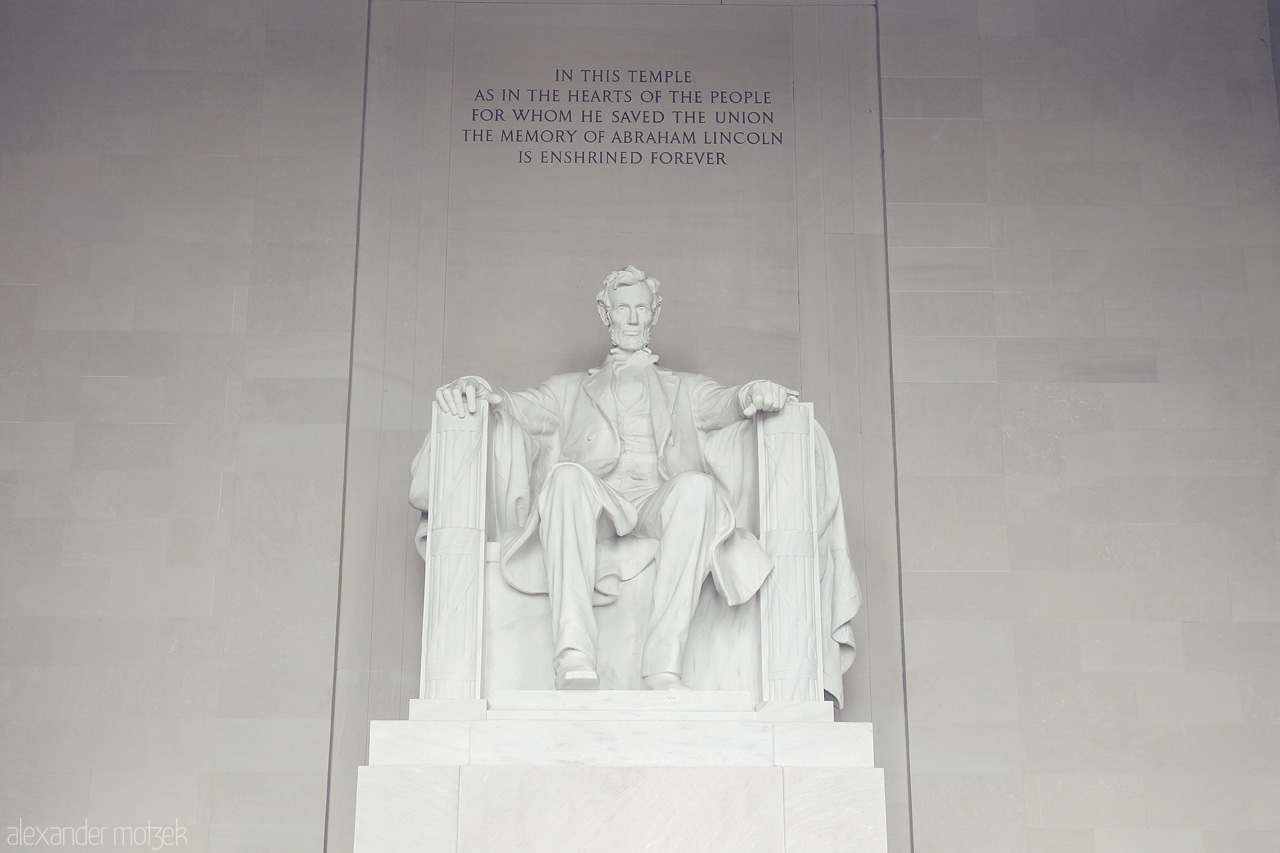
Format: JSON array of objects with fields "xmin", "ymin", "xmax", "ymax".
[
  {"xmin": 0, "ymin": 1, "xmax": 367, "ymax": 849},
  {"xmin": 880, "ymin": 0, "xmax": 1280, "ymax": 850},
  {"xmin": 1, "ymin": 1, "xmax": 1277, "ymax": 852}
]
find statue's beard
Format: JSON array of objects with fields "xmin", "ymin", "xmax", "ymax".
[{"xmin": 609, "ymin": 323, "xmax": 651, "ymax": 351}]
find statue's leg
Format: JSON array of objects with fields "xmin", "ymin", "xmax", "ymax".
[
  {"xmin": 635, "ymin": 471, "xmax": 720, "ymax": 685},
  {"xmin": 539, "ymin": 463, "xmax": 607, "ymax": 687}
]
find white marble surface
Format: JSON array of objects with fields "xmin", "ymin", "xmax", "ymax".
[
  {"xmin": 351, "ymin": 764, "xmax": 893, "ymax": 853},
  {"xmin": 408, "ymin": 699, "xmax": 488, "ymax": 721},
  {"xmin": 359, "ymin": 695, "xmax": 884, "ymax": 851},
  {"xmin": 368, "ymin": 720, "xmax": 470, "ymax": 766},
  {"xmin": 774, "ymin": 721, "xmax": 876, "ymax": 767},
  {"xmin": 368, "ymin": 713, "xmax": 877, "ymax": 768},
  {"xmin": 468, "ymin": 719, "xmax": 776, "ymax": 766},
  {"xmin": 484, "ymin": 708, "xmax": 761, "ymax": 721},
  {"xmin": 783, "ymin": 766, "xmax": 888, "ymax": 852},
  {"xmin": 756, "ymin": 699, "xmax": 836, "ymax": 722},
  {"xmin": 483, "ymin": 559, "xmax": 558, "ymax": 691},
  {"xmin": 487, "ymin": 689, "xmax": 756, "ymax": 712},
  {"xmin": 414, "ymin": 400, "xmax": 488, "ymax": 701},
  {"xmin": 354, "ymin": 728, "xmax": 888, "ymax": 852},
  {"xmin": 353, "ymin": 766, "xmax": 460, "ymax": 853},
  {"xmin": 456, "ymin": 765, "xmax": 786, "ymax": 853}
]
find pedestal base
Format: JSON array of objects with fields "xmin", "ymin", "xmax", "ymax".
[{"xmin": 354, "ymin": 691, "xmax": 887, "ymax": 853}]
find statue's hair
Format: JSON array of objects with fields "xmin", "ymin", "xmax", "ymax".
[{"xmin": 596, "ymin": 265, "xmax": 661, "ymax": 319}]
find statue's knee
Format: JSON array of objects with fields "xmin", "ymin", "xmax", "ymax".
[
  {"xmin": 669, "ymin": 471, "xmax": 715, "ymax": 503},
  {"xmin": 546, "ymin": 464, "xmax": 591, "ymax": 494}
]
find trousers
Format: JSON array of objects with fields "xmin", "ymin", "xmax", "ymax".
[{"xmin": 537, "ymin": 462, "xmax": 726, "ymax": 677}]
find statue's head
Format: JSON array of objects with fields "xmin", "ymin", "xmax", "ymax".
[{"xmin": 596, "ymin": 265, "xmax": 662, "ymax": 352}]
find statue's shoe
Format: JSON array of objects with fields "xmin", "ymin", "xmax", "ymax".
[
  {"xmin": 553, "ymin": 649, "xmax": 599, "ymax": 690},
  {"xmin": 642, "ymin": 672, "xmax": 691, "ymax": 691},
  {"xmin": 555, "ymin": 669, "xmax": 600, "ymax": 690}
]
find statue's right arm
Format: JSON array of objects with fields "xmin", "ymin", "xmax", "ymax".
[
  {"xmin": 435, "ymin": 375, "xmax": 561, "ymax": 435},
  {"xmin": 493, "ymin": 382, "xmax": 561, "ymax": 436}
]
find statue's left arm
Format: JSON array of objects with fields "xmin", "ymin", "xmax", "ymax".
[
  {"xmin": 688, "ymin": 375, "xmax": 799, "ymax": 430},
  {"xmin": 739, "ymin": 379, "xmax": 799, "ymax": 417}
]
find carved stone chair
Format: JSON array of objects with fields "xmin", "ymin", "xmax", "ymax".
[{"xmin": 411, "ymin": 400, "xmax": 849, "ymax": 707}]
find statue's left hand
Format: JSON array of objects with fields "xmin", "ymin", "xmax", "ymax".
[{"xmin": 742, "ymin": 380, "xmax": 799, "ymax": 417}]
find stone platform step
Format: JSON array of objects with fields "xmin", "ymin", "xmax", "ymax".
[
  {"xmin": 486, "ymin": 689, "xmax": 758, "ymax": 719},
  {"xmin": 370, "ymin": 717, "xmax": 872, "ymax": 768},
  {"xmin": 409, "ymin": 691, "xmax": 834, "ymax": 722},
  {"xmin": 365, "ymin": 699, "xmax": 882, "ymax": 851},
  {"xmin": 489, "ymin": 688, "xmax": 755, "ymax": 711}
]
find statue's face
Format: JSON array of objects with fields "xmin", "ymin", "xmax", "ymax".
[{"xmin": 605, "ymin": 283, "xmax": 657, "ymax": 352}]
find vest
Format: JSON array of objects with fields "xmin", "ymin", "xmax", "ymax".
[{"xmin": 602, "ymin": 369, "xmax": 662, "ymax": 503}]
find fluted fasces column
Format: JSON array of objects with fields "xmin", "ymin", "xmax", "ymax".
[
  {"xmin": 419, "ymin": 402, "xmax": 489, "ymax": 700},
  {"xmin": 756, "ymin": 402, "xmax": 823, "ymax": 702}
]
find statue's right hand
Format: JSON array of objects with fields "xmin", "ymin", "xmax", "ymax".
[{"xmin": 436, "ymin": 376, "xmax": 501, "ymax": 418}]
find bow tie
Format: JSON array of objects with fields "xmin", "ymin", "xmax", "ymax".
[{"xmin": 608, "ymin": 347, "xmax": 659, "ymax": 370}]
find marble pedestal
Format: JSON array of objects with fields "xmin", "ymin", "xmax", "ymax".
[{"xmin": 353, "ymin": 691, "xmax": 887, "ymax": 852}]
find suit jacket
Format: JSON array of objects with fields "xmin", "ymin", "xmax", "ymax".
[{"xmin": 497, "ymin": 360, "xmax": 748, "ymax": 482}]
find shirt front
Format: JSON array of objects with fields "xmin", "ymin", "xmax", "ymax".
[{"xmin": 602, "ymin": 362, "xmax": 663, "ymax": 504}]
